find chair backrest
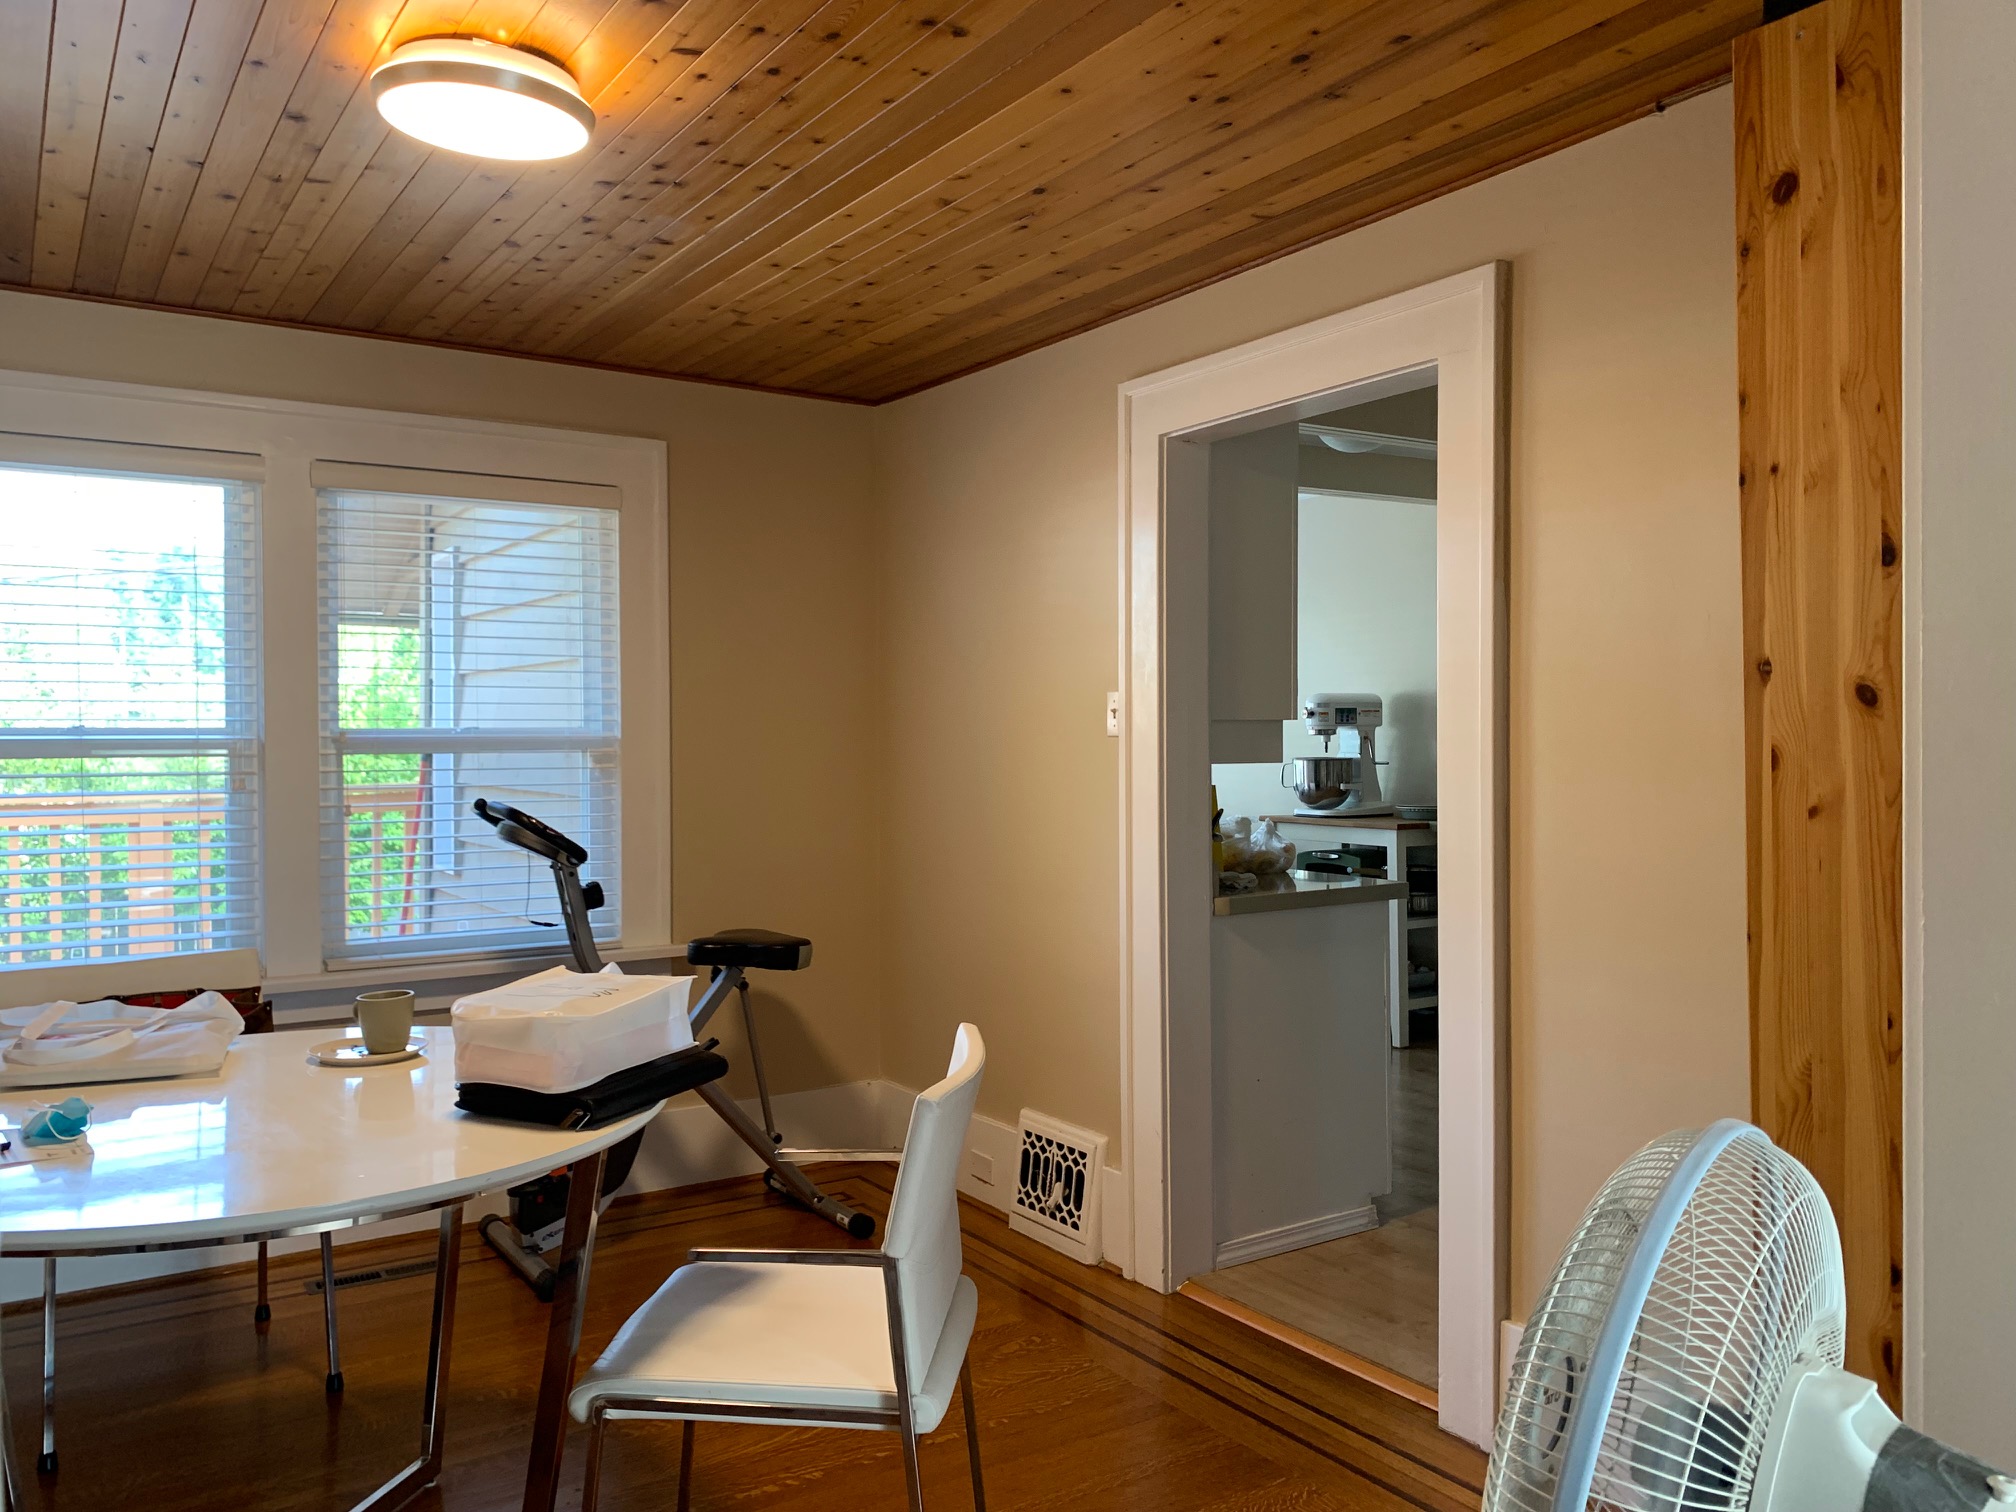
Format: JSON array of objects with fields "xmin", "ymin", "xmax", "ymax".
[{"xmin": 882, "ymin": 1022, "xmax": 985, "ymax": 1381}]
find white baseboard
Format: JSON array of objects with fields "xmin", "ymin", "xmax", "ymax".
[
  {"xmin": 868, "ymin": 1079, "xmax": 1131, "ymax": 1274},
  {"xmin": 1212, "ymin": 1205, "xmax": 1379, "ymax": 1269}
]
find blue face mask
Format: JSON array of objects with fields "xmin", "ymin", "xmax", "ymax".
[{"xmin": 23, "ymin": 1097, "xmax": 91, "ymax": 1146}]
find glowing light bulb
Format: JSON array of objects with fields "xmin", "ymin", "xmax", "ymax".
[{"xmin": 370, "ymin": 38, "xmax": 594, "ymax": 161}]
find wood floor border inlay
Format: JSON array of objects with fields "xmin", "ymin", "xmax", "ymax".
[
  {"xmin": 1179, "ymin": 1281, "xmax": 1440, "ymax": 1410},
  {"xmin": 842, "ymin": 1167, "xmax": 1484, "ymax": 1502}
]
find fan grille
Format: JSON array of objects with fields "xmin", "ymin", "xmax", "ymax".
[{"xmin": 1485, "ymin": 1125, "xmax": 1844, "ymax": 1512}]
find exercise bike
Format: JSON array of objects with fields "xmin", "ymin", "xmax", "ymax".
[{"xmin": 471, "ymin": 799, "xmax": 876, "ymax": 1298}]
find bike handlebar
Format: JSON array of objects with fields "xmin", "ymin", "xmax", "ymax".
[{"xmin": 472, "ymin": 797, "xmax": 589, "ymax": 866}]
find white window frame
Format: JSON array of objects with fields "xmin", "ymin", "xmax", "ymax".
[{"xmin": 0, "ymin": 369, "xmax": 671, "ymax": 996}]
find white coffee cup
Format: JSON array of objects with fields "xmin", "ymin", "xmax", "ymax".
[{"xmin": 354, "ymin": 989, "xmax": 416, "ymax": 1055}]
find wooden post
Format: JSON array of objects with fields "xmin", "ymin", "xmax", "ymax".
[{"xmin": 1735, "ymin": 0, "xmax": 1903, "ymax": 1403}]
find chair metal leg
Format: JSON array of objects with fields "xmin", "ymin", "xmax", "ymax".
[
  {"xmin": 899, "ymin": 1420, "xmax": 926, "ymax": 1512},
  {"xmin": 321, "ymin": 1232, "xmax": 344, "ymax": 1393},
  {"xmin": 677, "ymin": 1420, "xmax": 695, "ymax": 1512},
  {"xmin": 960, "ymin": 1358, "xmax": 985, "ymax": 1512},
  {"xmin": 254, "ymin": 1241, "xmax": 271, "ymax": 1326},
  {"xmin": 580, "ymin": 1405, "xmax": 608, "ymax": 1512},
  {"xmin": 37, "ymin": 1259, "xmax": 55, "ymax": 1476}
]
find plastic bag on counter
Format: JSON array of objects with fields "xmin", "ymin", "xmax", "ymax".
[{"xmin": 1217, "ymin": 815, "xmax": 1296, "ymax": 875}]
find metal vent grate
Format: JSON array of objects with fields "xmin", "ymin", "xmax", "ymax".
[
  {"xmin": 304, "ymin": 1256, "xmax": 438, "ymax": 1294},
  {"xmin": 1010, "ymin": 1109, "xmax": 1106, "ymax": 1265}
]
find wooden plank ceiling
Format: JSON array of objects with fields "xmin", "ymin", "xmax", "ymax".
[{"xmin": 3, "ymin": 0, "xmax": 1760, "ymax": 402}]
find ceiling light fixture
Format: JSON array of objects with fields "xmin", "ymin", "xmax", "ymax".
[
  {"xmin": 370, "ymin": 37, "xmax": 594, "ymax": 161},
  {"xmin": 1317, "ymin": 432, "xmax": 1382, "ymax": 454}
]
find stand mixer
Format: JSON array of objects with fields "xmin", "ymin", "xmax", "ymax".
[{"xmin": 1281, "ymin": 693, "xmax": 1393, "ymax": 816}]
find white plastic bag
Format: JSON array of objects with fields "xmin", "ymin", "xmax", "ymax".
[
  {"xmin": 1218, "ymin": 815, "xmax": 1296, "ymax": 875},
  {"xmin": 452, "ymin": 965, "xmax": 698, "ymax": 1093},
  {"xmin": 0, "ymin": 991, "xmax": 244, "ymax": 1088}
]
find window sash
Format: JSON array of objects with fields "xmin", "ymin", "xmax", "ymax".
[
  {"xmin": 0, "ymin": 460, "xmax": 261, "ymax": 967},
  {"xmin": 0, "ymin": 370, "xmax": 671, "ymax": 993},
  {"xmin": 317, "ymin": 485, "xmax": 623, "ymax": 966}
]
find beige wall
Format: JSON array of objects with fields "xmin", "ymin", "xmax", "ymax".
[
  {"xmin": 871, "ymin": 90, "xmax": 1751, "ymax": 1309},
  {"xmin": 0, "ymin": 292, "xmax": 883, "ymax": 1098},
  {"xmin": 0, "ymin": 88, "xmax": 1751, "ymax": 1307}
]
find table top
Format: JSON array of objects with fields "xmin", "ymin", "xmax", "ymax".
[{"xmin": 0, "ymin": 1027, "xmax": 656, "ymax": 1253}]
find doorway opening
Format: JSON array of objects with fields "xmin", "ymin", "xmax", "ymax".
[
  {"xmin": 1116, "ymin": 267, "xmax": 1506, "ymax": 1447},
  {"xmin": 1186, "ymin": 382, "xmax": 1442, "ymax": 1394}
]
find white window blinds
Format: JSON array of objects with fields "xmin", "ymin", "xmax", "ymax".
[
  {"xmin": 0, "ymin": 463, "xmax": 261, "ymax": 965},
  {"xmin": 317, "ymin": 479, "xmax": 621, "ymax": 963}
]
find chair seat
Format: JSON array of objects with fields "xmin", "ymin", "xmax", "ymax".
[
  {"xmin": 570, "ymin": 1262, "xmax": 977, "ymax": 1433},
  {"xmin": 684, "ymin": 929, "xmax": 812, "ymax": 971}
]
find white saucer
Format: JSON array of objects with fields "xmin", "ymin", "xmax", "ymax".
[{"xmin": 307, "ymin": 1037, "xmax": 426, "ymax": 1068}]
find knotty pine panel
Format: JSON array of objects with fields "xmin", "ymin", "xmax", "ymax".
[
  {"xmin": 1735, "ymin": 0, "xmax": 1903, "ymax": 1405},
  {"xmin": 5, "ymin": 0, "xmax": 1758, "ymax": 399}
]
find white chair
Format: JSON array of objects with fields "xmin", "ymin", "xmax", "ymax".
[{"xmin": 569, "ymin": 1023, "xmax": 988, "ymax": 1512}]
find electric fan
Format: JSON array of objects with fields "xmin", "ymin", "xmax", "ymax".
[{"xmin": 1485, "ymin": 1118, "xmax": 2014, "ymax": 1512}]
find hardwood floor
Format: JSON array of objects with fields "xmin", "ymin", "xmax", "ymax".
[
  {"xmin": 1191, "ymin": 1043, "xmax": 1439, "ymax": 1390},
  {"xmin": 1, "ymin": 1163, "xmax": 1483, "ymax": 1510}
]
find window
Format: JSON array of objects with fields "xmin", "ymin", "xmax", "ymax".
[
  {"xmin": 0, "ymin": 370, "xmax": 669, "ymax": 994},
  {"xmin": 317, "ymin": 475, "xmax": 622, "ymax": 962},
  {"xmin": 0, "ymin": 463, "xmax": 260, "ymax": 965}
]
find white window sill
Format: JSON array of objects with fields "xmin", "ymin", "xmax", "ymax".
[
  {"xmin": 266, "ymin": 942, "xmax": 688, "ymax": 1028},
  {"xmin": 262, "ymin": 942, "xmax": 684, "ymax": 996}
]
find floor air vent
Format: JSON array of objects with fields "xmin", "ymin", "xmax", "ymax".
[
  {"xmin": 1009, "ymin": 1110, "xmax": 1106, "ymax": 1266},
  {"xmin": 304, "ymin": 1256, "xmax": 438, "ymax": 1294}
]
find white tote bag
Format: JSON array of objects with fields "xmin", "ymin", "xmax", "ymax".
[
  {"xmin": 0, "ymin": 992, "xmax": 245, "ymax": 1088},
  {"xmin": 452, "ymin": 966, "xmax": 697, "ymax": 1093}
]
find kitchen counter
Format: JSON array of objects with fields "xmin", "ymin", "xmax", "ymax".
[
  {"xmin": 1212, "ymin": 870, "xmax": 1408, "ymax": 916},
  {"xmin": 1263, "ymin": 812, "xmax": 1433, "ymax": 831}
]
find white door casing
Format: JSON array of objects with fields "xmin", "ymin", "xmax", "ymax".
[{"xmin": 1116, "ymin": 264, "xmax": 1508, "ymax": 1447}]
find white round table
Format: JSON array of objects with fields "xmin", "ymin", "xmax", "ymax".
[{"xmin": 0, "ymin": 1027, "xmax": 656, "ymax": 1512}]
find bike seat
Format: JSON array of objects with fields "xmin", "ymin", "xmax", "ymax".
[{"xmin": 685, "ymin": 929, "xmax": 813, "ymax": 972}]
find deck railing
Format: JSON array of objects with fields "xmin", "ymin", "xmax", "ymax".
[{"xmin": 0, "ymin": 783, "xmax": 425, "ymax": 964}]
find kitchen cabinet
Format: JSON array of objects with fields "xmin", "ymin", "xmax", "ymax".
[{"xmin": 1208, "ymin": 424, "xmax": 1298, "ymax": 763}]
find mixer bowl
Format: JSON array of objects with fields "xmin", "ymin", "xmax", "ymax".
[{"xmin": 1281, "ymin": 756, "xmax": 1362, "ymax": 809}]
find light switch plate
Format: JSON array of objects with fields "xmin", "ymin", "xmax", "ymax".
[{"xmin": 1106, "ymin": 691, "xmax": 1121, "ymax": 737}]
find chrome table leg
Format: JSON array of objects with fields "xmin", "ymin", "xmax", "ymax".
[
  {"xmin": 38, "ymin": 1258, "xmax": 54, "ymax": 1474},
  {"xmin": 520, "ymin": 1149, "xmax": 607, "ymax": 1512},
  {"xmin": 321, "ymin": 1231, "xmax": 344, "ymax": 1393},
  {"xmin": 348, "ymin": 1204, "xmax": 463, "ymax": 1512},
  {"xmin": 0, "ymin": 1281, "xmax": 19, "ymax": 1512}
]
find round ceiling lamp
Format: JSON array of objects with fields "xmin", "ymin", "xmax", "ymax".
[
  {"xmin": 1318, "ymin": 433, "xmax": 1382, "ymax": 453},
  {"xmin": 370, "ymin": 37, "xmax": 594, "ymax": 161}
]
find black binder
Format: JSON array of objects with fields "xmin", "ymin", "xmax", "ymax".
[{"xmin": 455, "ymin": 1043, "xmax": 729, "ymax": 1130}]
